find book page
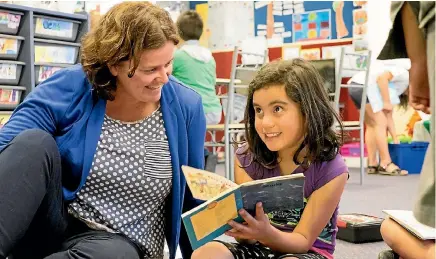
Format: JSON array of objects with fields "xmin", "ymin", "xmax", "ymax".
[
  {"xmin": 240, "ymin": 175, "xmax": 305, "ymax": 215},
  {"xmin": 182, "ymin": 166, "xmax": 238, "ymax": 200},
  {"xmin": 190, "ymin": 193, "xmax": 238, "ymax": 240},
  {"xmin": 383, "ymin": 210, "xmax": 436, "ymax": 240}
]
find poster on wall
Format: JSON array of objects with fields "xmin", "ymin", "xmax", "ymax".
[
  {"xmin": 322, "ymin": 45, "xmax": 368, "ymax": 77},
  {"xmin": 300, "ymin": 48, "xmax": 321, "ymax": 60},
  {"xmin": 332, "ymin": 1, "xmax": 349, "ymax": 38},
  {"xmin": 282, "ymin": 46, "xmax": 300, "ymax": 60},
  {"xmin": 352, "ymin": 7, "xmax": 369, "ymax": 51},
  {"xmin": 207, "ymin": 1, "xmax": 255, "ymax": 50},
  {"xmin": 292, "ymin": 9, "xmax": 331, "ymax": 42},
  {"xmin": 254, "ymin": 1, "xmax": 305, "ymax": 45},
  {"xmin": 253, "ymin": 1, "xmax": 357, "ymax": 44}
]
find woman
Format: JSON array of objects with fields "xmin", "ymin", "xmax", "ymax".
[
  {"xmin": 0, "ymin": 2, "xmax": 205, "ymax": 259},
  {"xmin": 348, "ymin": 59, "xmax": 409, "ymax": 176}
]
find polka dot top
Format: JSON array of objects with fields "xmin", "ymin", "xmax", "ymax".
[{"xmin": 69, "ymin": 107, "xmax": 172, "ymax": 259}]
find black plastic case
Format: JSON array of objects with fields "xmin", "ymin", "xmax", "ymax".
[{"xmin": 337, "ymin": 213, "xmax": 384, "ymax": 243}]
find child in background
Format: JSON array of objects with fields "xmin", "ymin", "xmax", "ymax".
[
  {"xmin": 172, "ymin": 10, "xmax": 222, "ymax": 125},
  {"xmin": 192, "ymin": 59, "xmax": 349, "ymax": 259}
]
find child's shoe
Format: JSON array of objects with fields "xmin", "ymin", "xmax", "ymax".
[{"xmin": 378, "ymin": 250, "xmax": 400, "ymax": 259}]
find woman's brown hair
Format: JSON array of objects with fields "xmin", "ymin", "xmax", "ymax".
[
  {"xmin": 81, "ymin": 2, "xmax": 179, "ymax": 100},
  {"xmin": 243, "ymin": 59, "xmax": 344, "ymax": 169}
]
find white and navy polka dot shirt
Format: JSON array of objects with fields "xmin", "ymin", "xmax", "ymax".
[{"xmin": 69, "ymin": 107, "xmax": 172, "ymax": 259}]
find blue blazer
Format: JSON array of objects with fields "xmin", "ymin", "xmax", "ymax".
[{"xmin": 0, "ymin": 64, "xmax": 206, "ymax": 259}]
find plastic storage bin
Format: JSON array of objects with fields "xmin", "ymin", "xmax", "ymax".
[
  {"xmin": 34, "ymin": 39, "xmax": 80, "ymax": 64},
  {"xmin": 388, "ymin": 142, "xmax": 429, "ymax": 174},
  {"xmin": 35, "ymin": 63, "xmax": 70, "ymax": 84},
  {"xmin": 34, "ymin": 15, "xmax": 81, "ymax": 42},
  {"xmin": 0, "ymin": 34, "xmax": 24, "ymax": 60},
  {"xmin": 0, "ymin": 111, "xmax": 12, "ymax": 128},
  {"xmin": 337, "ymin": 213, "xmax": 384, "ymax": 243},
  {"xmin": 0, "ymin": 9, "xmax": 23, "ymax": 35},
  {"xmin": 340, "ymin": 142, "xmax": 368, "ymax": 157},
  {"xmin": 0, "ymin": 60, "xmax": 24, "ymax": 85},
  {"xmin": 0, "ymin": 85, "xmax": 25, "ymax": 108}
]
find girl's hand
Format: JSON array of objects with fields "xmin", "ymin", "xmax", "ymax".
[
  {"xmin": 383, "ymin": 102, "xmax": 393, "ymax": 112},
  {"xmin": 225, "ymin": 202, "xmax": 277, "ymax": 244},
  {"xmin": 235, "ymin": 237, "xmax": 257, "ymax": 245}
]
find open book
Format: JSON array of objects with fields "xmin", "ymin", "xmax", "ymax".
[
  {"xmin": 383, "ymin": 210, "xmax": 436, "ymax": 240},
  {"xmin": 181, "ymin": 166, "xmax": 305, "ymax": 249}
]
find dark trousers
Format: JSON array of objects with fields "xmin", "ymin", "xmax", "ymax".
[{"xmin": 0, "ymin": 129, "xmax": 142, "ymax": 259}]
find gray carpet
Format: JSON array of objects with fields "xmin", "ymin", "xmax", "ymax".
[{"xmin": 214, "ymin": 164, "xmax": 421, "ymax": 259}]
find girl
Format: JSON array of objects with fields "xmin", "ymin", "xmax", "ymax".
[
  {"xmin": 191, "ymin": 59, "xmax": 348, "ymax": 259},
  {"xmin": 348, "ymin": 58, "xmax": 410, "ymax": 175}
]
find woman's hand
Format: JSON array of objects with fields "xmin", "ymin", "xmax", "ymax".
[{"xmin": 225, "ymin": 202, "xmax": 277, "ymax": 244}]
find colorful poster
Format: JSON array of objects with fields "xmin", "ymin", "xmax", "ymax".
[
  {"xmin": 352, "ymin": 8, "xmax": 368, "ymax": 51},
  {"xmin": 35, "ymin": 18, "xmax": 74, "ymax": 38},
  {"xmin": 300, "ymin": 48, "xmax": 321, "ymax": 60},
  {"xmin": 254, "ymin": 1, "xmax": 306, "ymax": 45},
  {"xmin": 292, "ymin": 9, "xmax": 331, "ymax": 42}
]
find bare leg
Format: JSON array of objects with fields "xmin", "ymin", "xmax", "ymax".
[
  {"xmin": 364, "ymin": 104, "xmax": 379, "ymax": 167},
  {"xmin": 381, "ymin": 218, "xmax": 435, "ymax": 259},
  {"xmin": 371, "ymin": 108, "xmax": 392, "ymax": 166},
  {"xmin": 385, "ymin": 110, "xmax": 399, "ymax": 144},
  {"xmin": 191, "ymin": 242, "xmax": 234, "ymax": 259}
]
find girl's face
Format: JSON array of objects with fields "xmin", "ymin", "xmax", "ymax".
[{"xmin": 253, "ymin": 84, "xmax": 306, "ymax": 157}]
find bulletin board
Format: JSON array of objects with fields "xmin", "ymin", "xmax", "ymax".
[{"xmin": 254, "ymin": 1, "xmax": 357, "ymax": 44}]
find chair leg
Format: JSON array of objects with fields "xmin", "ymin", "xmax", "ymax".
[{"xmin": 360, "ymin": 127, "xmax": 365, "ymax": 185}]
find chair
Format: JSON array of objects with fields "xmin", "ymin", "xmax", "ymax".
[{"xmin": 333, "ymin": 47, "xmax": 372, "ymax": 185}]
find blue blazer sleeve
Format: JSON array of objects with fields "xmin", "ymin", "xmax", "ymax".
[
  {"xmin": 179, "ymin": 96, "xmax": 206, "ymax": 259},
  {"xmin": 0, "ymin": 69, "xmax": 76, "ymax": 152}
]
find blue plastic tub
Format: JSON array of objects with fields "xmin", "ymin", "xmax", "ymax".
[{"xmin": 388, "ymin": 142, "xmax": 429, "ymax": 174}]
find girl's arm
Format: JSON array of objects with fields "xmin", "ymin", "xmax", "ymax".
[
  {"xmin": 260, "ymin": 173, "xmax": 348, "ymax": 253},
  {"xmin": 234, "ymin": 156, "xmax": 254, "ymax": 184},
  {"xmin": 376, "ymin": 71, "xmax": 394, "ymax": 108}
]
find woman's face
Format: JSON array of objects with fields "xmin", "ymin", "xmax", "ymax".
[{"xmin": 109, "ymin": 41, "xmax": 175, "ymax": 104}]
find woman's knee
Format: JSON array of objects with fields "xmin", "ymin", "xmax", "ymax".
[
  {"xmin": 9, "ymin": 129, "xmax": 58, "ymax": 156},
  {"xmin": 191, "ymin": 242, "xmax": 233, "ymax": 259},
  {"xmin": 66, "ymin": 234, "xmax": 142, "ymax": 259}
]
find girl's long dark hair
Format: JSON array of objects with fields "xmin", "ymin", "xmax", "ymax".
[{"xmin": 243, "ymin": 59, "xmax": 344, "ymax": 169}]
